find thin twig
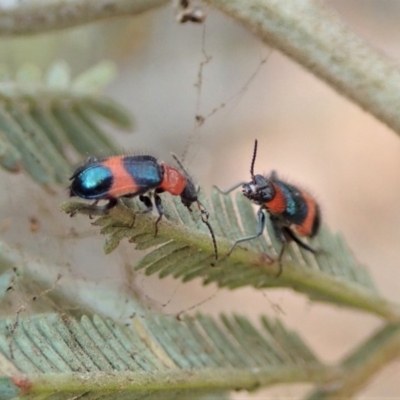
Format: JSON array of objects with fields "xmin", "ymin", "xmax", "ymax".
[{"xmin": 204, "ymin": 0, "xmax": 400, "ymax": 136}]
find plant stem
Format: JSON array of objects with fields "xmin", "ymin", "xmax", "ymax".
[
  {"xmin": 3, "ymin": 0, "xmax": 400, "ymax": 137},
  {"xmin": 305, "ymin": 322, "xmax": 400, "ymax": 399},
  {"xmin": 61, "ymin": 201, "xmax": 400, "ymax": 322},
  {"xmin": 0, "ymin": 0, "xmax": 170, "ymax": 36},
  {"xmin": 203, "ymin": 0, "xmax": 400, "ymax": 136},
  {"xmin": 24, "ymin": 365, "xmax": 333, "ymax": 394},
  {"xmin": 278, "ymin": 263, "xmax": 400, "ymax": 322}
]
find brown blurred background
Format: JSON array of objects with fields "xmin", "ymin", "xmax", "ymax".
[{"xmin": 1, "ymin": 1, "xmax": 400, "ymax": 398}]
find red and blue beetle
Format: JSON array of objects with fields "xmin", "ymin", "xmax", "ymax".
[
  {"xmin": 69, "ymin": 153, "xmax": 218, "ymax": 260},
  {"xmin": 219, "ymin": 139, "xmax": 320, "ymax": 273},
  {"xmin": 69, "ymin": 140, "xmax": 320, "ymax": 271}
]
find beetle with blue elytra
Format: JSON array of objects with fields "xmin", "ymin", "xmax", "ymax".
[
  {"xmin": 69, "ymin": 153, "xmax": 218, "ymax": 260},
  {"xmin": 217, "ymin": 140, "xmax": 321, "ymax": 274}
]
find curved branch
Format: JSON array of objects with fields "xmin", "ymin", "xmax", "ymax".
[
  {"xmin": 3, "ymin": 1, "xmax": 400, "ymax": 137},
  {"xmin": 0, "ymin": 0, "xmax": 170, "ymax": 35},
  {"xmin": 204, "ymin": 0, "xmax": 400, "ymax": 136},
  {"xmin": 61, "ymin": 199, "xmax": 400, "ymax": 322},
  {"xmin": 305, "ymin": 323, "xmax": 400, "ymax": 399}
]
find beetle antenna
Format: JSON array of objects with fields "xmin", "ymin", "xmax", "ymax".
[
  {"xmin": 172, "ymin": 153, "xmax": 218, "ymax": 260},
  {"xmin": 172, "ymin": 153, "xmax": 192, "ymax": 181},
  {"xmin": 250, "ymin": 139, "xmax": 258, "ymax": 178},
  {"xmin": 197, "ymin": 200, "xmax": 218, "ymax": 260}
]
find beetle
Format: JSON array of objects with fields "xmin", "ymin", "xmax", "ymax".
[
  {"xmin": 217, "ymin": 139, "xmax": 320, "ymax": 274},
  {"xmin": 69, "ymin": 153, "xmax": 218, "ymax": 260}
]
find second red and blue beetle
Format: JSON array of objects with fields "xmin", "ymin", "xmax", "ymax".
[
  {"xmin": 69, "ymin": 153, "xmax": 218, "ymax": 260},
  {"xmin": 220, "ymin": 139, "xmax": 321, "ymax": 274}
]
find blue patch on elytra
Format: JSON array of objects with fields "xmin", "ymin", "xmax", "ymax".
[
  {"xmin": 82, "ymin": 166, "xmax": 111, "ymax": 189},
  {"xmin": 123, "ymin": 156, "xmax": 163, "ymax": 191},
  {"xmin": 72, "ymin": 165, "xmax": 113, "ymax": 199},
  {"xmin": 280, "ymin": 185, "xmax": 297, "ymax": 215},
  {"xmin": 276, "ymin": 181, "xmax": 308, "ymax": 224}
]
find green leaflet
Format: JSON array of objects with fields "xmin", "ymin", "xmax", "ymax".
[
  {"xmin": 62, "ymin": 189, "xmax": 400, "ymax": 321},
  {"xmin": 0, "ymin": 312, "xmax": 325, "ymax": 399},
  {"xmin": 0, "ymin": 61, "xmax": 133, "ymax": 185}
]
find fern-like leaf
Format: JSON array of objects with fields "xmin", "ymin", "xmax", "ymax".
[
  {"xmin": 0, "ymin": 61, "xmax": 133, "ymax": 185},
  {"xmin": 0, "ymin": 312, "xmax": 328, "ymax": 399},
  {"xmin": 62, "ymin": 189, "xmax": 400, "ymax": 321},
  {"xmin": 1, "ymin": 241, "xmax": 398, "ymax": 399}
]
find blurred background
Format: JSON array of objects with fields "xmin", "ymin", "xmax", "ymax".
[{"xmin": 1, "ymin": 0, "xmax": 400, "ymax": 398}]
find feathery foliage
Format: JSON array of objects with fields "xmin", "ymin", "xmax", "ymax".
[
  {"xmin": 0, "ymin": 312, "xmax": 327, "ymax": 399},
  {"xmin": 62, "ymin": 189, "xmax": 400, "ymax": 321},
  {"xmin": 0, "ymin": 61, "xmax": 133, "ymax": 185},
  {"xmin": 0, "ymin": 241, "xmax": 326, "ymax": 399},
  {"xmin": 0, "ymin": 1, "xmax": 399, "ymax": 398}
]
